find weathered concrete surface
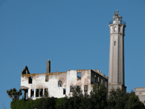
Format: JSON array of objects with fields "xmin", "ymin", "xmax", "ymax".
[
  {"xmin": 135, "ymin": 87, "xmax": 145, "ymax": 105},
  {"xmin": 20, "ymin": 64, "xmax": 108, "ymax": 100}
]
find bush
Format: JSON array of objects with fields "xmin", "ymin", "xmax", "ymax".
[
  {"xmin": 108, "ymin": 88, "xmax": 145, "ymax": 109},
  {"xmin": 11, "ymin": 97, "xmax": 56, "ymax": 109},
  {"xmin": 55, "ymin": 97, "xmax": 65, "ymax": 108}
]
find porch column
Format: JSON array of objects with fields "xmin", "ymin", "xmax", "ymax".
[
  {"xmin": 43, "ymin": 88, "xmax": 45, "ymax": 96},
  {"xmin": 28, "ymin": 89, "xmax": 31, "ymax": 98}
]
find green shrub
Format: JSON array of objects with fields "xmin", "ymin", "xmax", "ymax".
[
  {"xmin": 55, "ymin": 97, "xmax": 65, "ymax": 108},
  {"xmin": 11, "ymin": 97, "xmax": 56, "ymax": 109}
]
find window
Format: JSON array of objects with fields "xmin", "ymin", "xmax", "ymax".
[
  {"xmin": 77, "ymin": 85, "xmax": 81, "ymax": 92},
  {"xmin": 119, "ymin": 25, "xmax": 121, "ymax": 32},
  {"xmin": 84, "ymin": 85, "xmax": 88, "ymax": 92},
  {"xmin": 70, "ymin": 86, "xmax": 74, "ymax": 92},
  {"xmin": 44, "ymin": 88, "xmax": 48, "ymax": 97},
  {"xmin": 36, "ymin": 89, "xmax": 39, "ymax": 97},
  {"xmin": 26, "ymin": 92, "xmax": 28, "ymax": 99},
  {"xmin": 63, "ymin": 89, "xmax": 66, "ymax": 94},
  {"xmin": 31, "ymin": 89, "xmax": 34, "ymax": 97},
  {"xmin": 114, "ymin": 41, "xmax": 116, "ymax": 45},
  {"xmin": 103, "ymin": 79, "xmax": 105, "ymax": 84},
  {"xmin": 77, "ymin": 72, "xmax": 81, "ymax": 80},
  {"xmin": 91, "ymin": 80, "xmax": 94, "ymax": 84},
  {"xmin": 45, "ymin": 76, "xmax": 48, "ymax": 82},
  {"xmin": 114, "ymin": 26, "xmax": 117, "ymax": 32},
  {"xmin": 28, "ymin": 77, "xmax": 32, "ymax": 84},
  {"xmin": 95, "ymin": 76, "xmax": 98, "ymax": 83},
  {"xmin": 40, "ymin": 89, "xmax": 43, "ymax": 97},
  {"xmin": 105, "ymin": 81, "xmax": 107, "ymax": 87},
  {"xmin": 35, "ymin": 89, "xmax": 43, "ymax": 97},
  {"xmin": 58, "ymin": 80, "xmax": 62, "ymax": 87},
  {"xmin": 24, "ymin": 89, "xmax": 28, "ymax": 99}
]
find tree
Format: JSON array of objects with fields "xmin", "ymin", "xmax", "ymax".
[
  {"xmin": 57, "ymin": 97, "xmax": 69, "ymax": 109},
  {"xmin": 57, "ymin": 85, "xmax": 85, "ymax": 109},
  {"xmin": 89, "ymin": 84, "xmax": 108, "ymax": 109},
  {"xmin": 58, "ymin": 84, "xmax": 108, "ymax": 109},
  {"xmin": 108, "ymin": 88, "xmax": 145, "ymax": 109},
  {"xmin": 7, "ymin": 88, "xmax": 22, "ymax": 100},
  {"xmin": 107, "ymin": 88, "xmax": 129, "ymax": 109},
  {"xmin": 125, "ymin": 91, "xmax": 145, "ymax": 109}
]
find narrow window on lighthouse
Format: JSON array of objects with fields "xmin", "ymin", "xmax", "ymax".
[
  {"xmin": 114, "ymin": 41, "xmax": 116, "ymax": 45},
  {"xmin": 119, "ymin": 25, "xmax": 121, "ymax": 32},
  {"xmin": 114, "ymin": 26, "xmax": 117, "ymax": 32}
]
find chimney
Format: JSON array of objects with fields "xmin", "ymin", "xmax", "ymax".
[{"xmin": 47, "ymin": 60, "xmax": 51, "ymax": 73}]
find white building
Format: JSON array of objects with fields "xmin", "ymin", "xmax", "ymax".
[
  {"xmin": 135, "ymin": 87, "xmax": 145, "ymax": 105},
  {"xmin": 21, "ymin": 60, "xmax": 108, "ymax": 100}
]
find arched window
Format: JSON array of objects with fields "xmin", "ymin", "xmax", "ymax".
[{"xmin": 58, "ymin": 80, "xmax": 62, "ymax": 87}]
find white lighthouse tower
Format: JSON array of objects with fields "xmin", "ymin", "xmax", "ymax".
[{"xmin": 108, "ymin": 10, "xmax": 126, "ymax": 93}]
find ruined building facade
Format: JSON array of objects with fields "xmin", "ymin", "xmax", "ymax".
[
  {"xmin": 135, "ymin": 88, "xmax": 145, "ymax": 105},
  {"xmin": 21, "ymin": 60, "xmax": 108, "ymax": 100}
]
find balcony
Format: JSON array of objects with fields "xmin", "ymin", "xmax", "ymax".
[{"xmin": 109, "ymin": 20, "xmax": 126, "ymax": 25}]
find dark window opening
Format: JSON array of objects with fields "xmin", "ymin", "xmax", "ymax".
[
  {"xmin": 91, "ymin": 80, "xmax": 94, "ymax": 84},
  {"xmin": 77, "ymin": 85, "xmax": 81, "ymax": 89},
  {"xmin": 36, "ymin": 89, "xmax": 39, "ymax": 97},
  {"xmin": 95, "ymin": 76, "xmax": 98, "ymax": 83},
  {"xmin": 63, "ymin": 89, "xmax": 66, "ymax": 94},
  {"xmin": 31, "ymin": 89, "xmax": 34, "ymax": 97},
  {"xmin": 40, "ymin": 89, "xmax": 43, "ymax": 97},
  {"xmin": 45, "ymin": 76, "xmax": 48, "ymax": 82},
  {"xmin": 119, "ymin": 25, "xmax": 121, "ymax": 32},
  {"xmin": 114, "ymin": 26, "xmax": 117, "ymax": 32},
  {"xmin": 35, "ymin": 89, "xmax": 43, "ymax": 97},
  {"xmin": 58, "ymin": 80, "xmax": 62, "ymax": 87},
  {"xmin": 103, "ymin": 79, "xmax": 105, "ymax": 84},
  {"xmin": 26, "ymin": 92, "xmax": 28, "ymax": 99},
  {"xmin": 23, "ymin": 89, "xmax": 28, "ymax": 99},
  {"xmin": 28, "ymin": 77, "xmax": 32, "ymax": 84},
  {"xmin": 114, "ymin": 41, "xmax": 116, "ymax": 45},
  {"xmin": 44, "ymin": 88, "xmax": 48, "ymax": 97},
  {"xmin": 84, "ymin": 85, "xmax": 88, "ymax": 92},
  {"xmin": 70, "ymin": 86, "xmax": 74, "ymax": 92},
  {"xmin": 77, "ymin": 72, "xmax": 81, "ymax": 80},
  {"xmin": 77, "ymin": 85, "xmax": 81, "ymax": 92}
]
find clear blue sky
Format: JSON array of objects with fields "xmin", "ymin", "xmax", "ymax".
[{"xmin": 0, "ymin": 0, "xmax": 145, "ymax": 108}]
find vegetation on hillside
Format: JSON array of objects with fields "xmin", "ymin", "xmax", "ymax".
[
  {"xmin": 7, "ymin": 88, "xmax": 22, "ymax": 100},
  {"xmin": 7, "ymin": 84, "xmax": 145, "ymax": 109}
]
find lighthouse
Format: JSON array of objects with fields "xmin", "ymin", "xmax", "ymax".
[{"xmin": 108, "ymin": 10, "xmax": 126, "ymax": 93}]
